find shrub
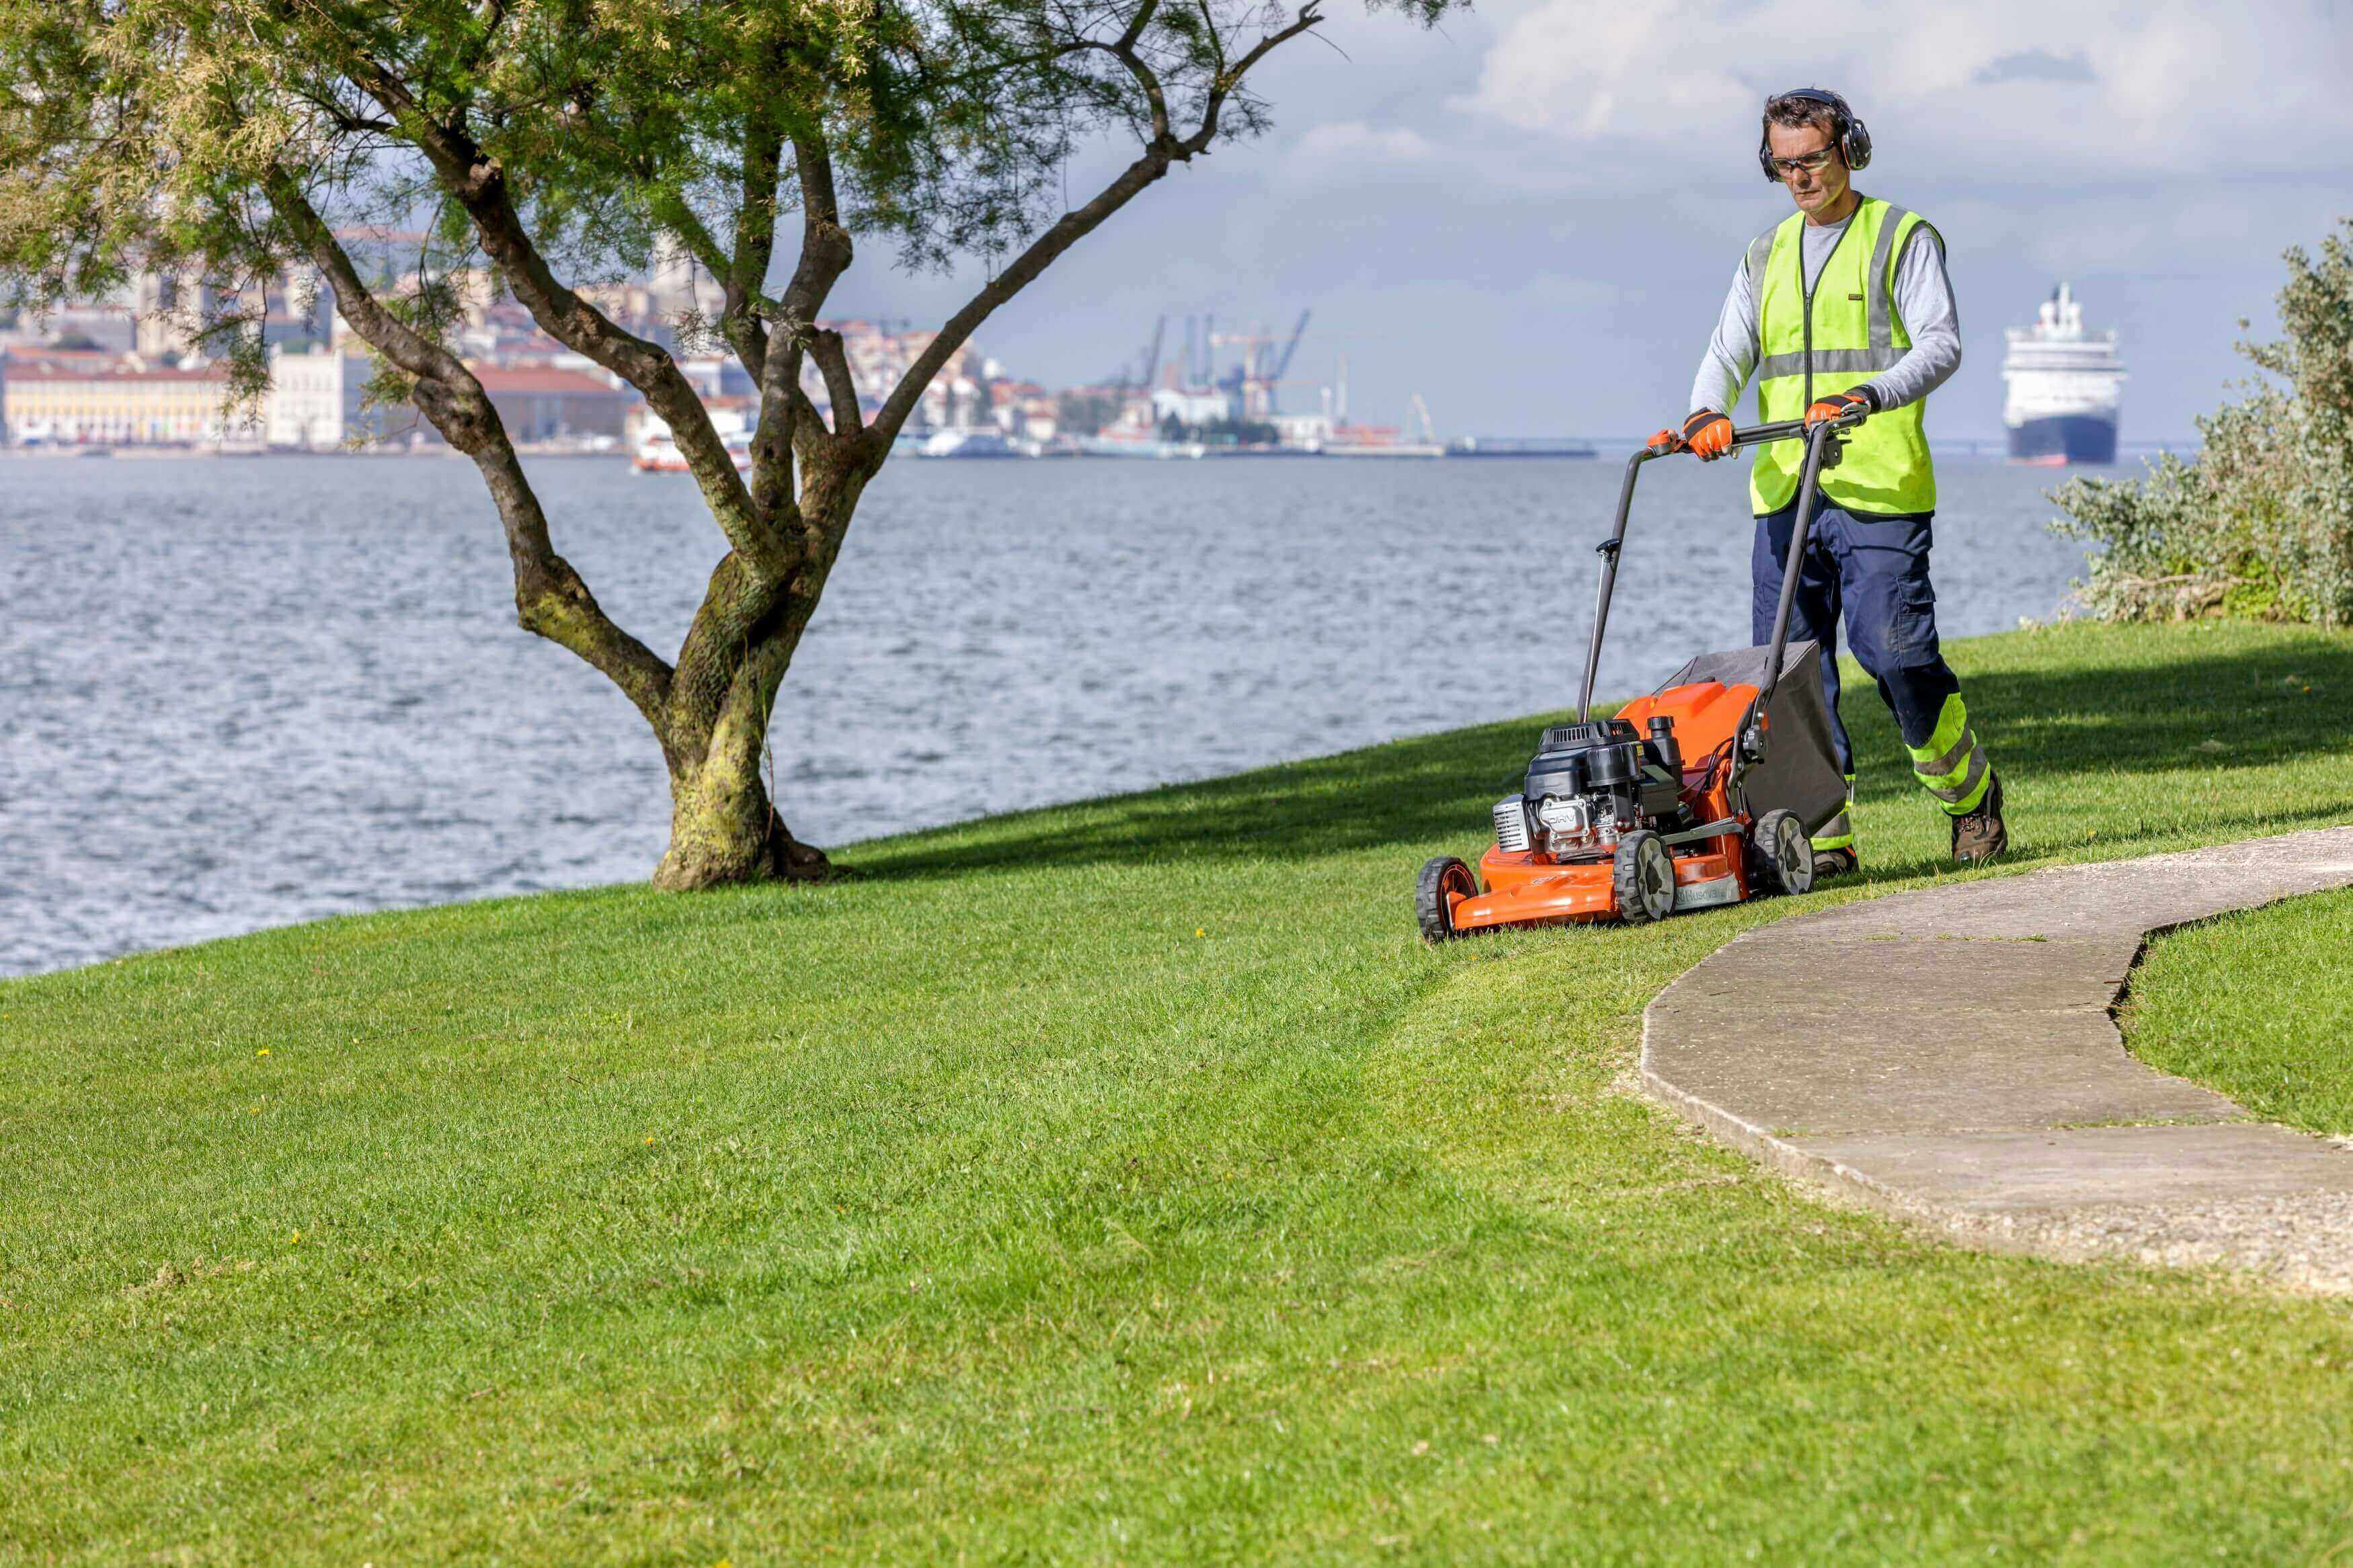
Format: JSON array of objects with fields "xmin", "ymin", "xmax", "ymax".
[{"xmin": 2052, "ymin": 218, "xmax": 2353, "ymax": 628}]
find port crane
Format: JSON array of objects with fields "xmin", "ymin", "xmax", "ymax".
[{"xmin": 1203, "ymin": 308, "xmax": 1313, "ymax": 417}]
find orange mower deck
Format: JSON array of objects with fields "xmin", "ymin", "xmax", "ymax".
[{"xmin": 1445, "ymin": 678, "xmax": 1760, "ymax": 932}]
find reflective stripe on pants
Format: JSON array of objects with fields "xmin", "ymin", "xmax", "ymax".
[
  {"xmin": 1911, "ymin": 694, "xmax": 1993, "ymax": 815},
  {"xmin": 1812, "ymin": 774, "xmax": 1858, "ymax": 853}
]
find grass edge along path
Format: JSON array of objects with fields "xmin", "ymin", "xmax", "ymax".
[
  {"xmin": 2122, "ymin": 880, "xmax": 2353, "ymax": 1139},
  {"xmin": 5, "ymin": 618, "xmax": 2353, "ymax": 1565}
]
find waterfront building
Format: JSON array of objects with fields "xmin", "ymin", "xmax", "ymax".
[
  {"xmin": 264, "ymin": 345, "xmax": 388, "ymax": 448},
  {"xmin": 469, "ymin": 365, "xmax": 633, "ymax": 443},
  {"xmin": 9, "ymin": 300, "xmax": 138, "ymax": 355},
  {"xmin": 1, "ymin": 352, "xmax": 257, "ymax": 445},
  {"xmin": 1152, "ymin": 385, "xmax": 1232, "ymax": 427}
]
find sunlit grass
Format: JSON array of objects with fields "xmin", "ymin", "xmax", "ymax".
[
  {"xmin": 5, "ymin": 620, "xmax": 2353, "ymax": 1563},
  {"xmin": 2122, "ymin": 882, "xmax": 2353, "ymax": 1137}
]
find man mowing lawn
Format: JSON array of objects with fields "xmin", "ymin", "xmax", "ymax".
[{"xmin": 1655, "ymin": 86, "xmax": 2008, "ymax": 875}]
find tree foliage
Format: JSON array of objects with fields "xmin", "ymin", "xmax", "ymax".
[
  {"xmin": 0, "ymin": 0, "xmax": 1456, "ymax": 886},
  {"xmin": 2052, "ymin": 218, "xmax": 2353, "ymax": 628}
]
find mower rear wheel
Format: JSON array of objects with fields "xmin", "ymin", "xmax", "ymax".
[
  {"xmin": 1749, "ymin": 809, "xmax": 1815, "ymax": 897},
  {"xmin": 1613, "ymin": 830, "xmax": 1676, "ymax": 924},
  {"xmin": 1417, "ymin": 856, "xmax": 1478, "ymax": 943}
]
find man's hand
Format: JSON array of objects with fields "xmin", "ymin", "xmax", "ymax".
[
  {"xmin": 1804, "ymin": 388, "xmax": 1874, "ymax": 428},
  {"xmin": 1680, "ymin": 407, "xmax": 1734, "ymax": 460}
]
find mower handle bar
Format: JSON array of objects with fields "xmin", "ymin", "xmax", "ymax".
[
  {"xmin": 1642, "ymin": 415, "xmax": 1814, "ymax": 459},
  {"xmin": 1574, "ymin": 409, "xmax": 1866, "ymax": 729}
]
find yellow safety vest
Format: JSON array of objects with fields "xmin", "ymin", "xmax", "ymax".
[{"xmin": 1747, "ymin": 196, "xmax": 1939, "ymax": 517}]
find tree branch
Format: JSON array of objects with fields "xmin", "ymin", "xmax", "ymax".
[
  {"xmin": 808, "ymin": 327, "xmax": 862, "ymax": 436},
  {"xmin": 869, "ymin": 3, "xmax": 1320, "ymax": 444},
  {"xmin": 1215, "ymin": 3, "xmax": 1323, "ymax": 90},
  {"xmin": 771, "ymin": 134, "xmax": 859, "ymax": 435},
  {"xmin": 1105, "ymin": 0, "xmax": 1172, "ymax": 141},
  {"xmin": 748, "ymin": 329, "xmax": 803, "ymax": 522},
  {"xmin": 776, "ymin": 134, "xmax": 855, "ymax": 329},
  {"xmin": 1194, "ymin": 0, "xmax": 1225, "ymax": 69},
  {"xmin": 342, "ymin": 52, "xmax": 787, "ymax": 578},
  {"xmin": 873, "ymin": 147, "xmax": 1164, "ymax": 446},
  {"xmin": 262, "ymin": 170, "xmax": 675, "ymax": 732},
  {"xmin": 725, "ymin": 108, "xmax": 787, "ymax": 379},
  {"xmin": 652, "ymin": 192, "xmax": 731, "ymax": 282}
]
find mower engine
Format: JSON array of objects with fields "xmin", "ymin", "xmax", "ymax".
[{"xmin": 1492, "ymin": 716, "xmax": 1691, "ymax": 862}]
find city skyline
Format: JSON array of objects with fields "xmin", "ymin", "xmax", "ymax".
[
  {"xmin": 10, "ymin": 2, "xmax": 2346, "ymax": 446},
  {"xmin": 817, "ymin": 0, "xmax": 2353, "ymax": 443}
]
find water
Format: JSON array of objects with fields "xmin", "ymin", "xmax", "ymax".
[{"xmin": 1, "ymin": 451, "xmax": 2095, "ymax": 975}]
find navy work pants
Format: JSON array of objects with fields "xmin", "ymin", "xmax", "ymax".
[{"xmin": 1751, "ymin": 501, "xmax": 1961, "ymax": 775}]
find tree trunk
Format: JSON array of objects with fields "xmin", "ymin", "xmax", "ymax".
[
  {"xmin": 655, "ymin": 740, "xmax": 830, "ymax": 889},
  {"xmin": 650, "ymin": 458, "xmax": 865, "ymax": 892}
]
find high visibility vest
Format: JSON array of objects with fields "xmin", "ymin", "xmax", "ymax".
[{"xmin": 1747, "ymin": 197, "xmax": 1939, "ymax": 517}]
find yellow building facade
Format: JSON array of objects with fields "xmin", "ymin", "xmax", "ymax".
[{"xmin": 2, "ymin": 358, "xmax": 260, "ymax": 446}]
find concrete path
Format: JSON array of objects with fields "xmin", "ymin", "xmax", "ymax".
[{"xmin": 1641, "ymin": 825, "xmax": 2353, "ymax": 1293}]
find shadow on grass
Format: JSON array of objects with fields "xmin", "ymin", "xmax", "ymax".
[
  {"xmin": 852, "ymin": 634, "xmax": 2353, "ymax": 882},
  {"xmin": 852, "ymin": 714, "xmax": 1542, "ymax": 881}
]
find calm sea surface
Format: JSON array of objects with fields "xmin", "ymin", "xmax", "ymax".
[{"xmin": 2, "ymin": 450, "xmax": 2098, "ymax": 975}]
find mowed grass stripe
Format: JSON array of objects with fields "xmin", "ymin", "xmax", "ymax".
[{"xmin": 3, "ymin": 619, "xmax": 2353, "ymax": 1563}]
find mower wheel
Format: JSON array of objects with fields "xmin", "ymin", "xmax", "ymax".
[
  {"xmin": 1613, "ymin": 830, "xmax": 1676, "ymax": 924},
  {"xmin": 1417, "ymin": 856, "xmax": 1479, "ymax": 943},
  {"xmin": 1749, "ymin": 809, "xmax": 1815, "ymax": 897}
]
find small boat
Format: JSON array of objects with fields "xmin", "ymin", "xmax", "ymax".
[
  {"xmin": 633, "ymin": 431, "xmax": 751, "ymax": 473},
  {"xmin": 1446, "ymin": 436, "xmax": 1598, "ymax": 458},
  {"xmin": 916, "ymin": 428, "xmax": 1021, "ymax": 458},
  {"xmin": 1322, "ymin": 423, "xmax": 1441, "ymax": 458}
]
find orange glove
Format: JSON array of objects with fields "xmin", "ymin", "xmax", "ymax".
[
  {"xmin": 1805, "ymin": 388, "xmax": 1874, "ymax": 428},
  {"xmin": 1680, "ymin": 407, "xmax": 1734, "ymax": 460}
]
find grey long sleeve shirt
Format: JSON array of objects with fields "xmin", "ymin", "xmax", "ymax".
[{"xmin": 1687, "ymin": 204, "xmax": 1960, "ymax": 419}]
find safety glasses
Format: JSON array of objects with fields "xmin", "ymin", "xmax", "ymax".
[{"xmin": 1769, "ymin": 147, "xmax": 1839, "ymax": 177}]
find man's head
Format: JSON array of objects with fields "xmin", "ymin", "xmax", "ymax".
[{"xmin": 1760, "ymin": 89, "xmax": 1867, "ymax": 220}]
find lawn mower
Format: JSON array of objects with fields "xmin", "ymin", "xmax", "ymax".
[{"xmin": 1417, "ymin": 411, "xmax": 1862, "ymax": 940}]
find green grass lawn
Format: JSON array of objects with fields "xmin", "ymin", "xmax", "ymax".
[
  {"xmin": 2122, "ymin": 883, "xmax": 2353, "ymax": 1137},
  {"xmin": 6, "ymin": 619, "xmax": 2353, "ymax": 1565}
]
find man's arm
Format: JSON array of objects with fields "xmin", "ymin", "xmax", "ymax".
[
  {"xmin": 1689, "ymin": 254, "xmax": 1759, "ymax": 417},
  {"xmin": 1856, "ymin": 226, "xmax": 1961, "ymax": 411}
]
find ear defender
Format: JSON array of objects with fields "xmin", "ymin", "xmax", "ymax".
[{"xmin": 1759, "ymin": 88, "xmax": 1872, "ymax": 181}]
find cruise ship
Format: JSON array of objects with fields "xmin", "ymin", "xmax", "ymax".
[{"xmin": 2001, "ymin": 282, "xmax": 2126, "ymax": 464}]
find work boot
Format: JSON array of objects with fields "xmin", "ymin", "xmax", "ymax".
[
  {"xmin": 1812, "ymin": 847, "xmax": 1860, "ymax": 879},
  {"xmin": 1951, "ymin": 772, "xmax": 2007, "ymax": 864}
]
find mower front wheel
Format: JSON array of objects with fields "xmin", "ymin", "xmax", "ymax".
[
  {"xmin": 1417, "ymin": 856, "xmax": 1479, "ymax": 943},
  {"xmin": 1749, "ymin": 809, "xmax": 1815, "ymax": 897},
  {"xmin": 1613, "ymin": 830, "xmax": 1677, "ymax": 925}
]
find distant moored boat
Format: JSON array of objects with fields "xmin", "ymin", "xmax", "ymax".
[{"xmin": 2001, "ymin": 282, "xmax": 2125, "ymax": 465}]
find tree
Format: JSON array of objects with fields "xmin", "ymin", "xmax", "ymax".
[
  {"xmin": 2052, "ymin": 218, "xmax": 2353, "ymax": 628},
  {"xmin": 0, "ymin": 0, "xmax": 1451, "ymax": 886}
]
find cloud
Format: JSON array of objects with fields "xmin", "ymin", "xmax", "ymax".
[
  {"xmin": 1973, "ymin": 48, "xmax": 2096, "ymax": 85},
  {"xmin": 1276, "ymin": 121, "xmax": 1440, "ymax": 185},
  {"xmin": 1452, "ymin": 0, "xmax": 2353, "ymax": 185},
  {"xmin": 830, "ymin": 0, "xmax": 2353, "ymax": 441}
]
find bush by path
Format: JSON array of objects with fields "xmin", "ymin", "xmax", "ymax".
[{"xmin": 2053, "ymin": 217, "xmax": 2353, "ymax": 627}]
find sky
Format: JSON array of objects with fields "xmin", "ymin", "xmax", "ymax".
[{"xmin": 825, "ymin": 0, "xmax": 2353, "ymax": 442}]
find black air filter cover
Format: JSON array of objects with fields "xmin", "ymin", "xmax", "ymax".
[
  {"xmin": 1540, "ymin": 718, "xmax": 1636, "ymax": 751},
  {"xmin": 1525, "ymin": 716, "xmax": 1639, "ymax": 800}
]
